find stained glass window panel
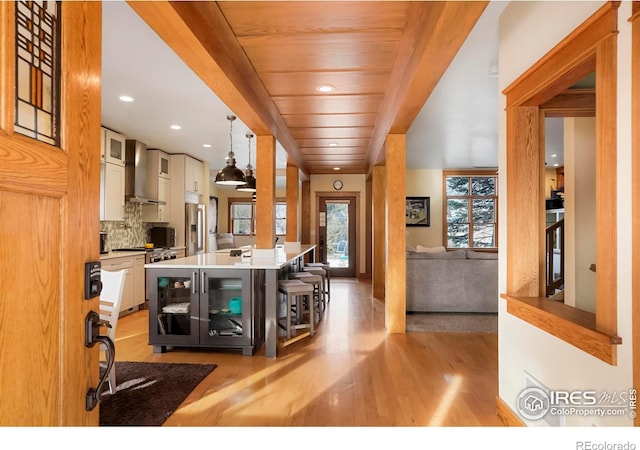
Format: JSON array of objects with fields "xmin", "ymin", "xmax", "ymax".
[{"xmin": 14, "ymin": 0, "xmax": 61, "ymax": 146}]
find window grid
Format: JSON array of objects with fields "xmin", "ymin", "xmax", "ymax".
[
  {"xmin": 444, "ymin": 172, "xmax": 498, "ymax": 250},
  {"xmin": 229, "ymin": 199, "xmax": 286, "ymax": 236}
]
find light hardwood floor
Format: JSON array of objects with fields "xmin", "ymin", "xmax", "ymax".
[{"xmin": 114, "ymin": 278, "xmax": 504, "ymax": 426}]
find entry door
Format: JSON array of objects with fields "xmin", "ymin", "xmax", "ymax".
[
  {"xmin": 0, "ymin": 2, "xmax": 101, "ymax": 425},
  {"xmin": 318, "ymin": 196, "xmax": 357, "ymax": 277}
]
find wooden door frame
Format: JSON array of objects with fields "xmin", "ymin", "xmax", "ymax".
[{"xmin": 315, "ymin": 191, "xmax": 360, "ymax": 277}]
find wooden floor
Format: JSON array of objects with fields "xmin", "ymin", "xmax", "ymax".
[{"xmin": 114, "ymin": 278, "xmax": 504, "ymax": 426}]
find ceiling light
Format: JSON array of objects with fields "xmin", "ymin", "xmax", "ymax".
[
  {"xmin": 550, "ymin": 154, "xmax": 557, "ymax": 158},
  {"xmin": 237, "ymin": 132, "xmax": 257, "ymax": 193},
  {"xmin": 214, "ymin": 115, "xmax": 246, "ymax": 186},
  {"xmin": 333, "ymin": 167, "xmax": 340, "ymax": 171},
  {"xmin": 170, "ymin": 124, "xmax": 181, "ymax": 130},
  {"xmin": 202, "ymin": 144, "xmax": 212, "ymax": 148},
  {"xmin": 328, "ymin": 142, "xmax": 338, "ymax": 147},
  {"xmin": 315, "ymin": 84, "xmax": 335, "ymax": 93},
  {"xmin": 553, "ymin": 163, "xmax": 560, "ymax": 167},
  {"xmin": 119, "ymin": 95, "xmax": 134, "ymax": 102}
]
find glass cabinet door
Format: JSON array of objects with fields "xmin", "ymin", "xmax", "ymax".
[
  {"xmin": 200, "ymin": 269, "xmax": 251, "ymax": 347},
  {"xmin": 148, "ymin": 268, "xmax": 199, "ymax": 349}
]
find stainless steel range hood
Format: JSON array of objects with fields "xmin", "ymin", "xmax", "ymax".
[{"xmin": 125, "ymin": 140, "xmax": 166, "ymax": 205}]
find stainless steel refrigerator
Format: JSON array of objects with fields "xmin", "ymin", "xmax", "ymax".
[{"xmin": 185, "ymin": 203, "xmax": 205, "ymax": 256}]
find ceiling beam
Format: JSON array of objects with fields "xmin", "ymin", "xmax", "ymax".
[
  {"xmin": 367, "ymin": 1, "xmax": 489, "ymax": 172},
  {"xmin": 127, "ymin": 0, "xmax": 310, "ymax": 176}
]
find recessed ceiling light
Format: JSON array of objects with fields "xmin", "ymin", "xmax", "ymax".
[
  {"xmin": 170, "ymin": 124, "xmax": 181, "ymax": 130},
  {"xmin": 119, "ymin": 95, "xmax": 134, "ymax": 102},
  {"xmin": 328, "ymin": 142, "xmax": 338, "ymax": 147},
  {"xmin": 316, "ymin": 84, "xmax": 335, "ymax": 93},
  {"xmin": 550, "ymin": 154, "xmax": 557, "ymax": 158},
  {"xmin": 553, "ymin": 163, "xmax": 560, "ymax": 167},
  {"xmin": 202, "ymin": 144, "xmax": 212, "ymax": 148},
  {"xmin": 333, "ymin": 167, "xmax": 340, "ymax": 171}
]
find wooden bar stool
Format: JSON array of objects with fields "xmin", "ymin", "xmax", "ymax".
[
  {"xmin": 277, "ymin": 279, "xmax": 315, "ymax": 341},
  {"xmin": 304, "ymin": 262, "xmax": 331, "ymax": 303},
  {"xmin": 289, "ymin": 271, "xmax": 324, "ymax": 315}
]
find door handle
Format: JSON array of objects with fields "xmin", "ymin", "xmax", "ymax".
[{"xmin": 84, "ymin": 310, "xmax": 115, "ymax": 411}]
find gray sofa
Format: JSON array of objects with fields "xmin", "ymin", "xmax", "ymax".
[{"xmin": 406, "ymin": 249, "xmax": 498, "ymax": 313}]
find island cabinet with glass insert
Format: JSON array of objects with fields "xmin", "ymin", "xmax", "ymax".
[{"xmin": 147, "ymin": 268, "xmax": 265, "ymax": 356}]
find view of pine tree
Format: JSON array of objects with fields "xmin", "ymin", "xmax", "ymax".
[{"xmin": 445, "ymin": 175, "xmax": 497, "ymax": 248}]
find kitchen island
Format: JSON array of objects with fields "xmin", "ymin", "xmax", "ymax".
[{"xmin": 145, "ymin": 244, "xmax": 315, "ymax": 358}]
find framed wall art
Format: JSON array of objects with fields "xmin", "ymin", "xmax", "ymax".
[{"xmin": 406, "ymin": 197, "xmax": 430, "ymax": 227}]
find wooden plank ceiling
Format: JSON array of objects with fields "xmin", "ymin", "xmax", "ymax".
[{"xmin": 129, "ymin": 1, "xmax": 488, "ymax": 176}]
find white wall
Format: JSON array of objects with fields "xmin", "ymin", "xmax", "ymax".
[
  {"xmin": 498, "ymin": 1, "xmax": 633, "ymax": 426},
  {"xmin": 405, "ymin": 169, "xmax": 443, "ymax": 248},
  {"xmin": 564, "ymin": 117, "xmax": 596, "ymax": 312}
]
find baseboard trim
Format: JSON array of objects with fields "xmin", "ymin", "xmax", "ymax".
[{"xmin": 496, "ymin": 396, "xmax": 525, "ymax": 426}]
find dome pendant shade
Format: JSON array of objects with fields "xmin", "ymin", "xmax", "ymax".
[
  {"xmin": 215, "ymin": 157, "xmax": 246, "ymax": 185},
  {"xmin": 236, "ymin": 172, "xmax": 256, "ymax": 192},
  {"xmin": 236, "ymin": 131, "xmax": 256, "ymax": 192},
  {"xmin": 214, "ymin": 114, "xmax": 246, "ymax": 186}
]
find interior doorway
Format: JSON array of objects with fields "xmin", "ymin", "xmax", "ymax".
[{"xmin": 318, "ymin": 195, "xmax": 357, "ymax": 277}]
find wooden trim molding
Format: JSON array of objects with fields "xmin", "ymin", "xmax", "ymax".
[
  {"xmin": 503, "ymin": 294, "xmax": 621, "ymax": 365},
  {"xmin": 496, "ymin": 396, "xmax": 525, "ymax": 427},
  {"xmin": 502, "ymin": 2, "xmax": 619, "ymax": 363}
]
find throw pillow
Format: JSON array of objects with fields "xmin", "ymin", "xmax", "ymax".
[
  {"xmin": 416, "ymin": 245, "xmax": 446, "ymax": 253},
  {"xmin": 407, "ymin": 244, "xmax": 417, "ymax": 252}
]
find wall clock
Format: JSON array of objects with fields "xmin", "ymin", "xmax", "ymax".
[{"xmin": 333, "ymin": 179, "xmax": 343, "ymax": 190}]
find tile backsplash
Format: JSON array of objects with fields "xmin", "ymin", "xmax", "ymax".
[{"xmin": 100, "ymin": 202, "xmax": 153, "ymax": 251}]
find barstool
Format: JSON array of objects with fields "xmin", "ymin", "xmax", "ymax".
[
  {"xmin": 304, "ymin": 262, "xmax": 331, "ymax": 303},
  {"xmin": 277, "ymin": 279, "xmax": 315, "ymax": 340},
  {"xmin": 289, "ymin": 271, "xmax": 324, "ymax": 315}
]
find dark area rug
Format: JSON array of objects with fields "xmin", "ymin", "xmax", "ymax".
[
  {"xmin": 406, "ymin": 312, "xmax": 498, "ymax": 333},
  {"xmin": 99, "ymin": 361, "xmax": 217, "ymax": 426}
]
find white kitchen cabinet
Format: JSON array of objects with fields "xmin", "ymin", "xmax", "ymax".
[
  {"xmin": 104, "ymin": 128, "xmax": 126, "ymax": 166},
  {"xmin": 100, "ymin": 162, "xmax": 125, "ymax": 221},
  {"xmin": 142, "ymin": 149, "xmax": 172, "ymax": 223},
  {"xmin": 185, "ymin": 155, "xmax": 204, "ymax": 194},
  {"xmin": 101, "ymin": 254, "xmax": 146, "ymax": 314},
  {"xmin": 147, "ymin": 149, "xmax": 171, "ymax": 181}
]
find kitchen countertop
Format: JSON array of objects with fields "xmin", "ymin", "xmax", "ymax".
[
  {"xmin": 100, "ymin": 246, "xmax": 186, "ymax": 260},
  {"xmin": 144, "ymin": 244, "xmax": 316, "ymax": 270}
]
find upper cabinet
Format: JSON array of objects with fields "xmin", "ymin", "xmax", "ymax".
[
  {"xmin": 142, "ymin": 149, "xmax": 172, "ymax": 223},
  {"xmin": 104, "ymin": 128, "xmax": 126, "ymax": 166},
  {"xmin": 100, "ymin": 126, "xmax": 125, "ymax": 221},
  {"xmin": 184, "ymin": 155, "xmax": 204, "ymax": 194}
]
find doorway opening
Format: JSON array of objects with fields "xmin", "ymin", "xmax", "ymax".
[{"xmin": 318, "ymin": 195, "xmax": 357, "ymax": 277}]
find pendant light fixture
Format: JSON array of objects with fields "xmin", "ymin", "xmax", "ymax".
[
  {"xmin": 214, "ymin": 114, "xmax": 246, "ymax": 185},
  {"xmin": 237, "ymin": 132, "xmax": 256, "ymax": 193}
]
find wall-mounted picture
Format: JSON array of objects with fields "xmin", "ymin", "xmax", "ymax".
[{"xmin": 406, "ymin": 197, "xmax": 430, "ymax": 227}]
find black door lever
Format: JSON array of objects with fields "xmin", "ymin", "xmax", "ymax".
[{"xmin": 84, "ymin": 310, "xmax": 115, "ymax": 411}]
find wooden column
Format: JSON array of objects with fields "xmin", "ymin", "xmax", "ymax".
[
  {"xmin": 372, "ymin": 165, "xmax": 386, "ymax": 299},
  {"xmin": 255, "ymin": 135, "xmax": 275, "ymax": 249},
  {"xmin": 301, "ymin": 180, "xmax": 311, "ymax": 244},
  {"xmin": 384, "ymin": 135, "xmax": 406, "ymax": 333},
  {"xmin": 286, "ymin": 164, "xmax": 299, "ymax": 242}
]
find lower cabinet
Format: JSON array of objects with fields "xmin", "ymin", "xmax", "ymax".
[
  {"xmin": 147, "ymin": 268, "xmax": 264, "ymax": 356},
  {"xmin": 101, "ymin": 254, "xmax": 146, "ymax": 314}
]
